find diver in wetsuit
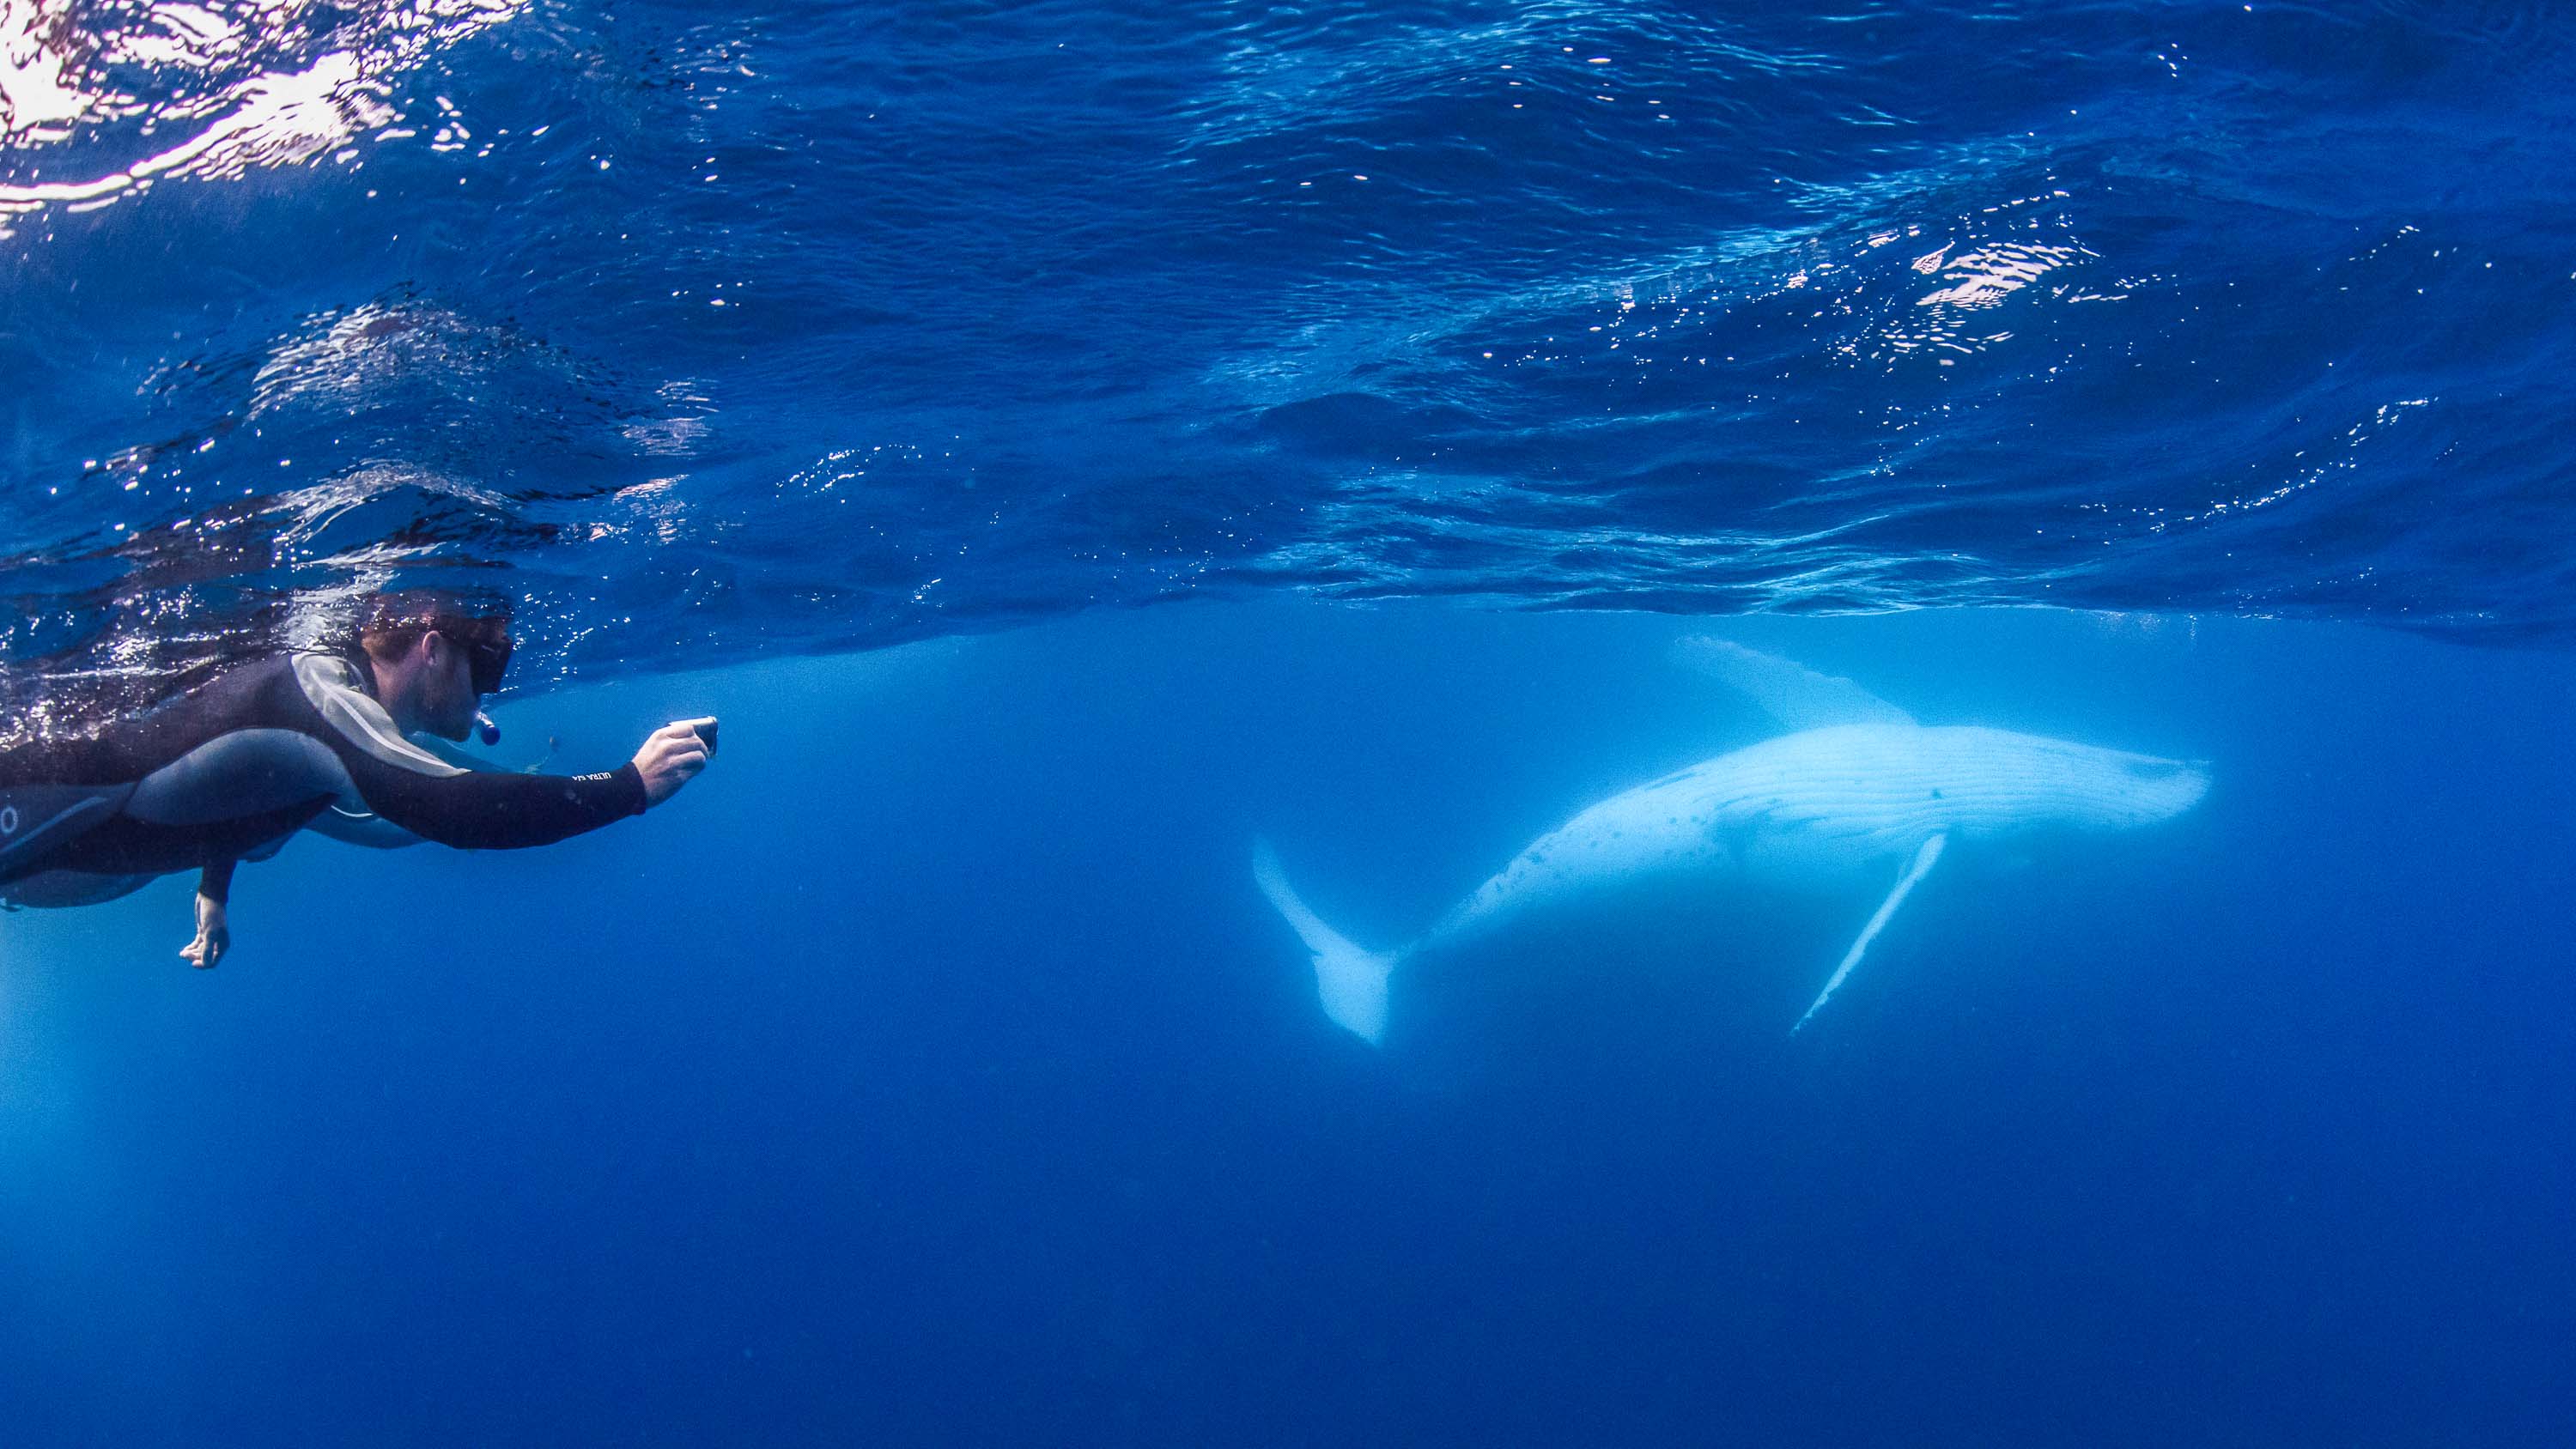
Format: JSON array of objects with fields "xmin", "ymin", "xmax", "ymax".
[{"xmin": 0, "ymin": 598, "xmax": 714, "ymax": 967}]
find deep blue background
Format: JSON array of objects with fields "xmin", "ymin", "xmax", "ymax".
[{"xmin": 5, "ymin": 603, "xmax": 2572, "ymax": 1446}]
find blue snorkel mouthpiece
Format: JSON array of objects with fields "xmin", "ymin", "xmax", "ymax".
[{"xmin": 475, "ymin": 711, "xmax": 501, "ymax": 747}]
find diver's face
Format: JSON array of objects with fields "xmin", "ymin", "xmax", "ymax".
[{"xmin": 417, "ymin": 633, "xmax": 482, "ymax": 742}]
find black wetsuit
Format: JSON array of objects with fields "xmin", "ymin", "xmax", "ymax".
[{"xmin": 0, "ymin": 652, "xmax": 644, "ymax": 908}]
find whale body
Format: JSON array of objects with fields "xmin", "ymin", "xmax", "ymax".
[{"xmin": 1255, "ymin": 645, "xmax": 2209, "ymax": 1044}]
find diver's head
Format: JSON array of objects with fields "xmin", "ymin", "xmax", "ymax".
[{"xmin": 358, "ymin": 593, "xmax": 514, "ymax": 742}]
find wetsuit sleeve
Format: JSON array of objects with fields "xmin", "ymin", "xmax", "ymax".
[
  {"xmin": 339, "ymin": 756, "xmax": 647, "ymax": 851},
  {"xmin": 197, "ymin": 859, "xmax": 236, "ymax": 904}
]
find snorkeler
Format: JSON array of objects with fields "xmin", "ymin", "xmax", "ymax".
[{"xmin": 0, "ymin": 593, "xmax": 715, "ymax": 968}]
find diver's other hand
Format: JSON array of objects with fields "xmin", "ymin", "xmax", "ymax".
[
  {"xmin": 633, "ymin": 717, "xmax": 718, "ymax": 807},
  {"xmin": 180, "ymin": 894, "xmax": 230, "ymax": 970}
]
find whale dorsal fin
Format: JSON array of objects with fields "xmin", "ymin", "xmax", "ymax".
[{"xmin": 1673, "ymin": 639, "xmax": 1915, "ymax": 729}]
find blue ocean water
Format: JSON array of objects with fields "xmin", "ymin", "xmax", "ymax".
[{"xmin": 5, "ymin": 3, "xmax": 2575, "ymax": 1445}]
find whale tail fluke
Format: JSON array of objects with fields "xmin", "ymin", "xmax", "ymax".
[{"xmin": 1252, "ymin": 839, "xmax": 1395, "ymax": 1046}]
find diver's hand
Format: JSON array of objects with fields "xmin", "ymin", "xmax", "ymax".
[
  {"xmin": 633, "ymin": 717, "xmax": 718, "ymax": 807},
  {"xmin": 180, "ymin": 894, "xmax": 229, "ymax": 970}
]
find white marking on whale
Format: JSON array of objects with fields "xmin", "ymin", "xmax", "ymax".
[{"xmin": 1255, "ymin": 642, "xmax": 2209, "ymax": 1044}]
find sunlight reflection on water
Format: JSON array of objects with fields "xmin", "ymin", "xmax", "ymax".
[{"xmin": 0, "ymin": 0, "xmax": 523, "ymax": 234}]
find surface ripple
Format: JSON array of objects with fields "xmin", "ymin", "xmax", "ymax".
[{"xmin": 5, "ymin": 0, "xmax": 2573, "ymax": 714}]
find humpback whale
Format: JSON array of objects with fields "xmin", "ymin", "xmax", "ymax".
[{"xmin": 1254, "ymin": 641, "xmax": 2209, "ymax": 1043}]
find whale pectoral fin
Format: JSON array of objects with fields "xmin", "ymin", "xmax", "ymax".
[{"xmin": 1792, "ymin": 833, "xmax": 1947, "ymax": 1034}]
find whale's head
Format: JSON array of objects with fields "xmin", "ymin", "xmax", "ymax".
[
  {"xmin": 1932, "ymin": 729, "xmax": 2209, "ymax": 837},
  {"xmin": 2068, "ymin": 745, "xmax": 2211, "ymax": 831}
]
